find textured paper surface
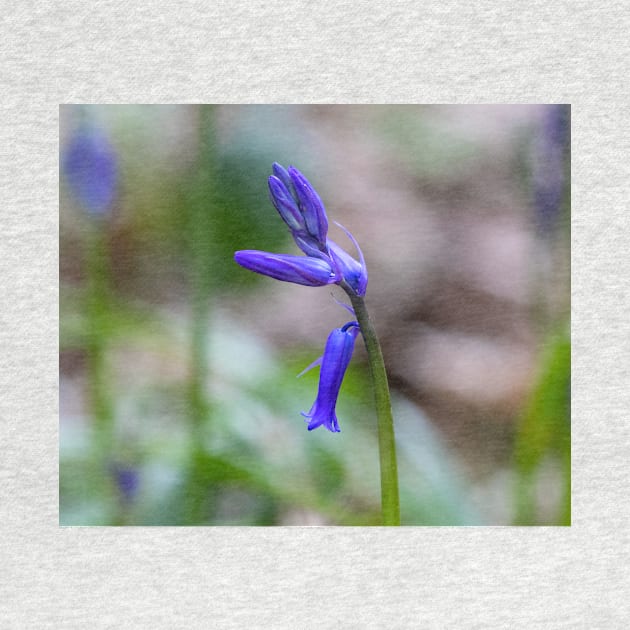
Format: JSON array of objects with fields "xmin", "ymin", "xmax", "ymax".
[{"xmin": 3, "ymin": 1, "xmax": 629, "ymax": 627}]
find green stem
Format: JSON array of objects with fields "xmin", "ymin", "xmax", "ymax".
[
  {"xmin": 85, "ymin": 221, "xmax": 128, "ymax": 524},
  {"xmin": 85, "ymin": 222, "xmax": 114, "ymax": 458},
  {"xmin": 183, "ymin": 105, "xmax": 217, "ymax": 523},
  {"xmin": 343, "ymin": 284, "xmax": 400, "ymax": 525}
]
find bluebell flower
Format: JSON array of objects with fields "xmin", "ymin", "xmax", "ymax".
[
  {"xmin": 300, "ymin": 322, "xmax": 360, "ymax": 432},
  {"xmin": 63, "ymin": 123, "xmax": 118, "ymax": 216},
  {"xmin": 234, "ymin": 250, "xmax": 339, "ymax": 287},
  {"xmin": 236, "ymin": 163, "xmax": 368, "ymax": 296},
  {"xmin": 235, "ymin": 163, "xmax": 369, "ymax": 433}
]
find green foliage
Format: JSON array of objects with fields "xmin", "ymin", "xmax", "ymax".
[
  {"xmin": 378, "ymin": 108, "xmax": 481, "ymax": 183},
  {"xmin": 60, "ymin": 314, "xmax": 482, "ymax": 526},
  {"xmin": 513, "ymin": 325, "xmax": 571, "ymax": 525}
]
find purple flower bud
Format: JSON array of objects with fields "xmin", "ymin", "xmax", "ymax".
[
  {"xmin": 234, "ymin": 250, "xmax": 338, "ymax": 287},
  {"xmin": 328, "ymin": 241, "xmax": 367, "ymax": 297},
  {"xmin": 292, "ymin": 233, "xmax": 329, "ymax": 260},
  {"xmin": 272, "ymin": 162, "xmax": 295, "ymax": 192},
  {"xmin": 533, "ymin": 104, "xmax": 570, "ymax": 236},
  {"xmin": 329, "ymin": 222, "xmax": 368, "ymax": 296},
  {"xmin": 301, "ymin": 322, "xmax": 360, "ymax": 432},
  {"xmin": 288, "ymin": 166, "xmax": 329, "ymax": 245},
  {"xmin": 268, "ymin": 175, "xmax": 305, "ymax": 232},
  {"xmin": 109, "ymin": 463, "xmax": 139, "ymax": 504},
  {"xmin": 63, "ymin": 125, "xmax": 118, "ymax": 216}
]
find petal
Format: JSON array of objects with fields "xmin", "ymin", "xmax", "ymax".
[
  {"xmin": 332, "ymin": 297, "xmax": 355, "ymax": 317},
  {"xmin": 332, "ymin": 222, "xmax": 368, "ymax": 296},
  {"xmin": 297, "ymin": 355, "xmax": 322, "ymax": 378},
  {"xmin": 288, "ymin": 166, "xmax": 329, "ymax": 245},
  {"xmin": 272, "ymin": 162, "xmax": 294, "ymax": 192},
  {"xmin": 234, "ymin": 250, "xmax": 335, "ymax": 287},
  {"xmin": 293, "ymin": 233, "xmax": 329, "ymax": 260},
  {"xmin": 268, "ymin": 175, "xmax": 304, "ymax": 232},
  {"xmin": 328, "ymin": 240, "xmax": 365, "ymax": 295}
]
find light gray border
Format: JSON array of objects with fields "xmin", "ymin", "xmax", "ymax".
[{"xmin": 3, "ymin": 2, "xmax": 629, "ymax": 627}]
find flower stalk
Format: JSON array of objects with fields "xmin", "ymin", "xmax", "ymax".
[
  {"xmin": 343, "ymin": 283, "xmax": 400, "ymax": 526},
  {"xmin": 85, "ymin": 222, "xmax": 115, "ymax": 459},
  {"xmin": 235, "ymin": 161, "xmax": 401, "ymax": 525},
  {"xmin": 184, "ymin": 105, "xmax": 217, "ymax": 523}
]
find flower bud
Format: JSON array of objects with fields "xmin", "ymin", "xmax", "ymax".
[
  {"xmin": 268, "ymin": 175, "xmax": 305, "ymax": 232},
  {"xmin": 234, "ymin": 250, "xmax": 337, "ymax": 287},
  {"xmin": 288, "ymin": 166, "xmax": 329, "ymax": 245},
  {"xmin": 63, "ymin": 125, "xmax": 118, "ymax": 216}
]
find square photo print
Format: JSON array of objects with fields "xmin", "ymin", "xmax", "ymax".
[{"xmin": 59, "ymin": 104, "xmax": 570, "ymax": 526}]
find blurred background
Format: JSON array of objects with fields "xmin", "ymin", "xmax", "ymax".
[{"xmin": 59, "ymin": 104, "xmax": 570, "ymax": 526}]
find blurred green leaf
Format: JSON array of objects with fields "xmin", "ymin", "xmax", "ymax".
[
  {"xmin": 513, "ymin": 325, "xmax": 570, "ymax": 525},
  {"xmin": 62, "ymin": 312, "xmax": 484, "ymax": 525},
  {"xmin": 378, "ymin": 108, "xmax": 481, "ymax": 182}
]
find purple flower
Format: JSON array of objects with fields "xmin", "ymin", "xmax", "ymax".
[
  {"xmin": 110, "ymin": 463, "xmax": 139, "ymax": 504},
  {"xmin": 234, "ymin": 163, "xmax": 370, "ymax": 433},
  {"xmin": 288, "ymin": 166, "xmax": 329, "ymax": 246},
  {"xmin": 268, "ymin": 163, "xmax": 328, "ymax": 249},
  {"xmin": 328, "ymin": 221, "xmax": 368, "ymax": 297},
  {"xmin": 268, "ymin": 174, "xmax": 305, "ymax": 233},
  {"xmin": 63, "ymin": 124, "xmax": 118, "ymax": 216},
  {"xmin": 234, "ymin": 250, "xmax": 338, "ymax": 287},
  {"xmin": 237, "ymin": 162, "xmax": 368, "ymax": 297},
  {"xmin": 532, "ymin": 105, "xmax": 570, "ymax": 236},
  {"xmin": 301, "ymin": 322, "xmax": 360, "ymax": 432}
]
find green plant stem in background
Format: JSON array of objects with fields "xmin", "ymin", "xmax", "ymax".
[
  {"xmin": 344, "ymin": 285, "xmax": 400, "ymax": 525},
  {"xmin": 85, "ymin": 221, "xmax": 134, "ymax": 525},
  {"xmin": 183, "ymin": 105, "xmax": 218, "ymax": 523},
  {"xmin": 513, "ymin": 326, "xmax": 570, "ymax": 525},
  {"xmin": 85, "ymin": 222, "xmax": 114, "ymax": 459}
]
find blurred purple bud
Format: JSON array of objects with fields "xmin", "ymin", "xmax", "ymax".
[
  {"xmin": 110, "ymin": 463, "xmax": 139, "ymax": 504},
  {"xmin": 234, "ymin": 250, "xmax": 338, "ymax": 287},
  {"xmin": 533, "ymin": 105, "xmax": 570, "ymax": 236},
  {"xmin": 63, "ymin": 125, "xmax": 118, "ymax": 216}
]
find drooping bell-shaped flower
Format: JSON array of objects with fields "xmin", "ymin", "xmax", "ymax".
[
  {"xmin": 234, "ymin": 250, "xmax": 338, "ymax": 287},
  {"xmin": 63, "ymin": 123, "xmax": 118, "ymax": 216},
  {"xmin": 301, "ymin": 322, "xmax": 360, "ymax": 432}
]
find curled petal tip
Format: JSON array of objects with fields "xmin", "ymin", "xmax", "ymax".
[{"xmin": 331, "ymin": 222, "xmax": 368, "ymax": 296}]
